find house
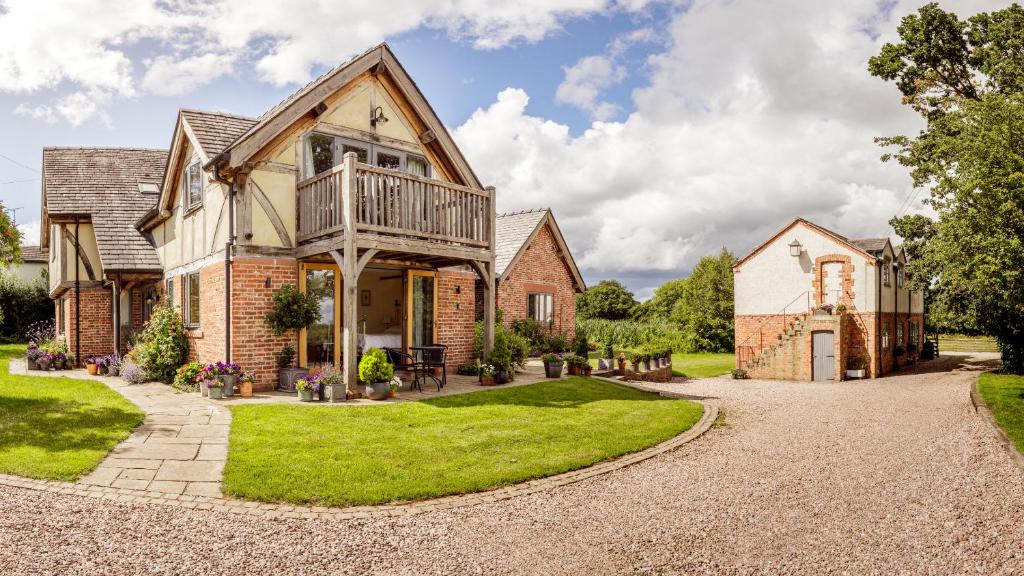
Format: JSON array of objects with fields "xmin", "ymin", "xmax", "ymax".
[
  {"xmin": 733, "ymin": 218, "xmax": 925, "ymax": 380},
  {"xmin": 39, "ymin": 43, "xmax": 582, "ymax": 401},
  {"xmin": 2, "ymin": 245, "xmax": 46, "ymax": 285},
  {"xmin": 476, "ymin": 209, "xmax": 585, "ymax": 338}
]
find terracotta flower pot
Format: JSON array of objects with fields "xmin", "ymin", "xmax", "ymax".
[
  {"xmin": 480, "ymin": 375, "xmax": 497, "ymax": 386},
  {"xmin": 86, "ymin": 363, "xmax": 98, "ymax": 375},
  {"xmin": 240, "ymin": 380, "xmax": 253, "ymax": 398}
]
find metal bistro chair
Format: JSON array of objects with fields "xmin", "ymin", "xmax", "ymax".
[
  {"xmin": 418, "ymin": 344, "xmax": 447, "ymax": 392},
  {"xmin": 384, "ymin": 347, "xmax": 423, "ymax": 392}
]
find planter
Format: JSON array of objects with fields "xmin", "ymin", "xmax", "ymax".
[
  {"xmin": 567, "ymin": 363, "xmax": 580, "ymax": 376},
  {"xmin": 845, "ymin": 369, "xmax": 866, "ymax": 379},
  {"xmin": 240, "ymin": 380, "xmax": 253, "ymax": 398},
  {"xmin": 298, "ymin": 389, "xmax": 314, "ymax": 402},
  {"xmin": 544, "ymin": 361, "xmax": 564, "ymax": 379},
  {"xmin": 86, "ymin": 363, "xmax": 98, "ymax": 375},
  {"xmin": 26, "ymin": 359, "xmax": 38, "ymax": 371},
  {"xmin": 617, "ymin": 360, "xmax": 626, "ymax": 374},
  {"xmin": 642, "ymin": 360, "xmax": 651, "ymax": 372},
  {"xmin": 278, "ymin": 367, "xmax": 309, "ymax": 393},
  {"xmin": 602, "ymin": 359, "xmax": 615, "ymax": 371},
  {"xmin": 582, "ymin": 367, "xmax": 593, "ymax": 377},
  {"xmin": 107, "ymin": 366, "xmax": 120, "ymax": 377},
  {"xmin": 480, "ymin": 375, "xmax": 497, "ymax": 386},
  {"xmin": 97, "ymin": 365, "xmax": 108, "ymax": 376},
  {"xmin": 365, "ymin": 380, "xmax": 390, "ymax": 401},
  {"xmin": 496, "ymin": 370, "xmax": 510, "ymax": 385},
  {"xmin": 631, "ymin": 362, "xmax": 641, "ymax": 373},
  {"xmin": 208, "ymin": 386, "xmax": 224, "ymax": 400},
  {"xmin": 221, "ymin": 375, "xmax": 238, "ymax": 398},
  {"xmin": 38, "ymin": 359, "xmax": 51, "ymax": 371},
  {"xmin": 388, "ymin": 389, "xmax": 397, "ymax": 398}
]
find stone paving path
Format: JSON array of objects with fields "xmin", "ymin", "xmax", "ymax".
[{"xmin": 8, "ymin": 361, "xmax": 229, "ymax": 497}]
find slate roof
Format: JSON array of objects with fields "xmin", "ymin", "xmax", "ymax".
[
  {"xmin": 180, "ymin": 109, "xmax": 257, "ymax": 158},
  {"xmin": 43, "ymin": 147, "xmax": 167, "ymax": 272},
  {"xmin": 19, "ymin": 245, "xmax": 45, "ymax": 263},
  {"xmin": 495, "ymin": 209, "xmax": 549, "ymax": 276},
  {"xmin": 850, "ymin": 238, "xmax": 890, "ymax": 255}
]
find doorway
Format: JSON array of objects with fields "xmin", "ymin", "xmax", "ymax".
[
  {"xmin": 406, "ymin": 269, "xmax": 437, "ymax": 351},
  {"xmin": 812, "ymin": 330, "xmax": 835, "ymax": 381}
]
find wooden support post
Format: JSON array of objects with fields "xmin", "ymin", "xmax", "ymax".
[
  {"xmin": 339, "ymin": 152, "xmax": 361, "ymax": 402},
  {"xmin": 483, "ymin": 186, "xmax": 497, "ymax": 361}
]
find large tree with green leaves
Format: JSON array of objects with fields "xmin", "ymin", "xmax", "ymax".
[
  {"xmin": 671, "ymin": 249, "xmax": 737, "ymax": 353},
  {"xmin": 0, "ymin": 202, "xmax": 19, "ymax": 268},
  {"xmin": 633, "ymin": 278, "xmax": 687, "ymax": 321},
  {"xmin": 869, "ymin": 3, "xmax": 1024, "ymax": 372},
  {"xmin": 576, "ymin": 279, "xmax": 638, "ymax": 320}
]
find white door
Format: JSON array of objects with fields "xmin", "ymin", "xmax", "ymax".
[{"xmin": 823, "ymin": 262, "xmax": 842, "ymax": 306}]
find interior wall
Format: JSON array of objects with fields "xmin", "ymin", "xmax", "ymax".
[{"xmin": 357, "ymin": 267, "xmax": 404, "ymax": 335}]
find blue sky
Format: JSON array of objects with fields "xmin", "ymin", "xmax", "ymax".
[{"xmin": 0, "ymin": 0, "xmax": 1004, "ymax": 297}]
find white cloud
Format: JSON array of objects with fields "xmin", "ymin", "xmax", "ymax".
[
  {"xmin": 16, "ymin": 219, "xmax": 39, "ymax": 246},
  {"xmin": 455, "ymin": 0, "xmax": 1011, "ymax": 283},
  {"xmin": 556, "ymin": 55, "xmax": 627, "ymax": 120},
  {"xmin": 141, "ymin": 53, "xmax": 235, "ymax": 96}
]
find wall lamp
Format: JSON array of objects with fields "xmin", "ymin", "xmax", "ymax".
[
  {"xmin": 789, "ymin": 239, "xmax": 803, "ymax": 257},
  {"xmin": 370, "ymin": 106, "xmax": 388, "ymax": 128}
]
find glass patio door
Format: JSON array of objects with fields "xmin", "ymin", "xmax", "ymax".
[
  {"xmin": 406, "ymin": 270, "xmax": 436, "ymax": 353},
  {"xmin": 299, "ymin": 263, "xmax": 340, "ymax": 369}
]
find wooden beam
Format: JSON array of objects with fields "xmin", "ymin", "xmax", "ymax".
[
  {"xmin": 249, "ymin": 179, "xmax": 294, "ymax": 248},
  {"xmin": 356, "ymin": 249, "xmax": 378, "ymax": 278},
  {"xmin": 61, "ymin": 227, "xmax": 97, "ymax": 281},
  {"xmin": 355, "ymin": 234, "xmax": 490, "ymax": 263}
]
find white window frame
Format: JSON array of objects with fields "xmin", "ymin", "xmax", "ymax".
[
  {"xmin": 882, "ymin": 323, "xmax": 890, "ymax": 349},
  {"xmin": 184, "ymin": 272, "xmax": 200, "ymax": 328},
  {"xmin": 527, "ymin": 292, "xmax": 555, "ymax": 326},
  {"xmin": 882, "ymin": 259, "xmax": 892, "ymax": 286},
  {"xmin": 896, "ymin": 266, "xmax": 905, "ymax": 288},
  {"xmin": 896, "ymin": 322, "xmax": 904, "ymax": 345},
  {"xmin": 166, "ymin": 278, "xmax": 175, "ymax": 310},
  {"xmin": 184, "ymin": 162, "xmax": 203, "ymax": 210}
]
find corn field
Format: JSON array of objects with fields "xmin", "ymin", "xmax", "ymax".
[{"xmin": 576, "ymin": 318, "xmax": 690, "ymax": 353}]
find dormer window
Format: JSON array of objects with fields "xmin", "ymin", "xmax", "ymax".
[
  {"xmin": 882, "ymin": 259, "xmax": 891, "ymax": 286},
  {"xmin": 184, "ymin": 162, "xmax": 203, "ymax": 209}
]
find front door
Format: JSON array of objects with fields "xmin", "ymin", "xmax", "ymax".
[
  {"xmin": 406, "ymin": 270, "xmax": 437, "ymax": 354},
  {"xmin": 812, "ymin": 330, "xmax": 835, "ymax": 381}
]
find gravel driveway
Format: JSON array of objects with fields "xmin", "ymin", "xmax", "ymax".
[{"xmin": 2, "ymin": 352, "xmax": 1023, "ymax": 575}]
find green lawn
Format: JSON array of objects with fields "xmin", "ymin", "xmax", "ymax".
[
  {"xmin": 671, "ymin": 352, "xmax": 734, "ymax": 378},
  {"xmin": 223, "ymin": 378, "xmax": 703, "ymax": 507},
  {"xmin": 0, "ymin": 344, "xmax": 144, "ymax": 480},
  {"xmin": 940, "ymin": 334, "xmax": 999, "ymax": 353},
  {"xmin": 978, "ymin": 372, "xmax": 1024, "ymax": 453}
]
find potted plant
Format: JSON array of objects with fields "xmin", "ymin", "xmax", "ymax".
[
  {"xmin": 388, "ymin": 378, "xmax": 400, "ymax": 398},
  {"xmin": 316, "ymin": 370, "xmax": 342, "ymax": 401},
  {"xmin": 479, "ymin": 363, "xmax": 497, "ymax": 386},
  {"xmin": 541, "ymin": 353, "xmax": 564, "ymax": 378},
  {"xmin": 52, "ymin": 352, "xmax": 68, "ymax": 370},
  {"xmin": 582, "ymin": 363, "xmax": 593, "ymax": 377},
  {"xmin": 213, "ymin": 361, "xmax": 242, "ymax": 397},
  {"xmin": 205, "ymin": 378, "xmax": 225, "ymax": 400},
  {"xmin": 731, "ymin": 368, "xmax": 749, "ymax": 380},
  {"xmin": 602, "ymin": 342, "xmax": 615, "ymax": 371},
  {"xmin": 815, "ymin": 304, "xmax": 835, "ymax": 316},
  {"xmin": 629, "ymin": 351, "xmax": 642, "ymax": 373},
  {"xmin": 25, "ymin": 344, "xmax": 41, "ymax": 370},
  {"xmin": 491, "ymin": 332, "xmax": 513, "ymax": 384},
  {"xmin": 173, "ymin": 361, "xmax": 204, "ymax": 393},
  {"xmin": 835, "ymin": 304, "xmax": 847, "ymax": 314},
  {"xmin": 617, "ymin": 352, "xmax": 626, "ymax": 374},
  {"xmin": 359, "ymin": 348, "xmax": 394, "ymax": 401},
  {"xmin": 85, "ymin": 356, "xmax": 98, "ymax": 375},
  {"xmin": 845, "ymin": 356, "xmax": 867, "ymax": 379},
  {"xmin": 564, "ymin": 354, "xmax": 586, "ymax": 376},
  {"xmin": 37, "ymin": 353, "xmax": 52, "ymax": 371},
  {"xmin": 239, "ymin": 372, "xmax": 255, "ymax": 398},
  {"xmin": 295, "ymin": 373, "xmax": 319, "ymax": 402},
  {"xmin": 276, "ymin": 345, "xmax": 308, "ymax": 393},
  {"xmin": 96, "ymin": 355, "xmax": 109, "ymax": 375},
  {"xmin": 107, "ymin": 351, "xmax": 121, "ymax": 377}
]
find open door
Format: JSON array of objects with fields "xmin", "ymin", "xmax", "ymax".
[
  {"xmin": 298, "ymin": 262, "xmax": 341, "ymax": 369},
  {"xmin": 406, "ymin": 269, "xmax": 437, "ymax": 355}
]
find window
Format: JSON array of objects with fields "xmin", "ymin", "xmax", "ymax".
[
  {"xmin": 882, "ymin": 323, "xmax": 890, "ymax": 349},
  {"xmin": 910, "ymin": 322, "xmax": 919, "ymax": 346},
  {"xmin": 896, "ymin": 266, "xmax": 905, "ymax": 288},
  {"xmin": 527, "ymin": 292, "xmax": 554, "ymax": 326},
  {"xmin": 896, "ymin": 322, "xmax": 904, "ymax": 345},
  {"xmin": 185, "ymin": 272, "xmax": 200, "ymax": 327},
  {"xmin": 303, "ymin": 133, "xmax": 429, "ymax": 178},
  {"xmin": 166, "ymin": 278, "xmax": 175, "ymax": 309},
  {"xmin": 882, "ymin": 259, "xmax": 891, "ymax": 286},
  {"xmin": 57, "ymin": 297, "xmax": 65, "ymax": 334},
  {"xmin": 184, "ymin": 162, "xmax": 203, "ymax": 209}
]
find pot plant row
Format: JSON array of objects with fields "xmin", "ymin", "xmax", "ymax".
[
  {"xmin": 85, "ymin": 353, "xmax": 122, "ymax": 377},
  {"xmin": 627, "ymin": 346, "xmax": 673, "ymax": 373},
  {"xmin": 25, "ymin": 339, "xmax": 75, "ymax": 371}
]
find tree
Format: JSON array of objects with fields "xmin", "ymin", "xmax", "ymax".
[
  {"xmin": 870, "ymin": 3, "xmax": 1024, "ymax": 373},
  {"xmin": 672, "ymin": 249, "xmax": 737, "ymax": 352},
  {"xmin": 0, "ymin": 201, "xmax": 20, "ymax": 268},
  {"xmin": 633, "ymin": 278, "xmax": 687, "ymax": 321},
  {"xmin": 576, "ymin": 280, "xmax": 638, "ymax": 320}
]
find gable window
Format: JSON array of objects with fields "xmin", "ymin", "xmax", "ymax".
[
  {"xmin": 185, "ymin": 272, "xmax": 200, "ymax": 327},
  {"xmin": 882, "ymin": 323, "xmax": 890, "ymax": 349},
  {"xmin": 527, "ymin": 292, "xmax": 554, "ymax": 326},
  {"xmin": 166, "ymin": 278, "xmax": 175, "ymax": 310},
  {"xmin": 184, "ymin": 162, "xmax": 203, "ymax": 209},
  {"xmin": 303, "ymin": 133, "xmax": 429, "ymax": 179},
  {"xmin": 882, "ymin": 259, "xmax": 891, "ymax": 286},
  {"xmin": 896, "ymin": 266, "xmax": 905, "ymax": 288}
]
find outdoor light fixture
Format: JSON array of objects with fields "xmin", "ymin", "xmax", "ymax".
[
  {"xmin": 265, "ymin": 277, "xmax": 272, "ymax": 289},
  {"xmin": 370, "ymin": 105, "xmax": 388, "ymax": 128},
  {"xmin": 789, "ymin": 239, "xmax": 803, "ymax": 257}
]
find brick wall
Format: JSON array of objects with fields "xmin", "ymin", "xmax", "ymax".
[
  {"xmin": 59, "ymin": 287, "xmax": 114, "ymax": 365},
  {"xmin": 178, "ymin": 263, "xmax": 227, "ymax": 371},
  {"xmin": 489, "ymin": 223, "xmax": 578, "ymax": 340},
  {"xmin": 734, "ymin": 313, "xmax": 804, "ymax": 368},
  {"xmin": 229, "ymin": 257, "xmax": 298, "ymax": 392},
  {"xmin": 436, "ymin": 270, "xmax": 476, "ymax": 368}
]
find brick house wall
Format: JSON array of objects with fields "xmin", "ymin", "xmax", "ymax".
[
  {"xmin": 59, "ymin": 287, "xmax": 114, "ymax": 365},
  {"xmin": 229, "ymin": 257, "xmax": 298, "ymax": 391},
  {"xmin": 436, "ymin": 270, "xmax": 476, "ymax": 369},
  {"xmin": 481, "ymin": 223, "xmax": 578, "ymax": 340}
]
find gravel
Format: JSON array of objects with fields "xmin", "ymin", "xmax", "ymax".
[{"xmin": 2, "ymin": 352, "xmax": 1023, "ymax": 575}]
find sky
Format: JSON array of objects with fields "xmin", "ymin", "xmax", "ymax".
[{"xmin": 0, "ymin": 0, "xmax": 1008, "ymax": 298}]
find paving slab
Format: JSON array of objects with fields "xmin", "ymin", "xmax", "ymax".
[
  {"xmin": 154, "ymin": 461, "xmax": 224, "ymax": 483},
  {"xmin": 119, "ymin": 468, "xmax": 156, "ymax": 481},
  {"xmin": 111, "ymin": 443, "xmax": 200, "ymax": 461},
  {"xmin": 148, "ymin": 481, "xmax": 187, "ymax": 495}
]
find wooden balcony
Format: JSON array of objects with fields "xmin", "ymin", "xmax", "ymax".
[{"xmin": 296, "ymin": 155, "xmax": 494, "ymax": 258}]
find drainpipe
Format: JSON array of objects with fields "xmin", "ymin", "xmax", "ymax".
[
  {"xmin": 207, "ymin": 153, "xmax": 235, "ymax": 362},
  {"xmin": 893, "ymin": 264, "xmax": 899, "ymax": 371},
  {"xmin": 74, "ymin": 216, "xmax": 81, "ymax": 367},
  {"xmin": 875, "ymin": 259, "xmax": 882, "ymax": 377}
]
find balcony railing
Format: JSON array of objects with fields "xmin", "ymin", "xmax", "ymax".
[{"xmin": 296, "ymin": 155, "xmax": 494, "ymax": 249}]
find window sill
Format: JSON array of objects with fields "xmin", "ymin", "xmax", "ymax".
[
  {"xmin": 186, "ymin": 328, "xmax": 203, "ymax": 338},
  {"xmin": 183, "ymin": 203, "xmax": 203, "ymax": 218}
]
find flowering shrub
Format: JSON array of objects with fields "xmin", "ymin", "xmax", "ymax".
[
  {"xmin": 24, "ymin": 320, "xmax": 55, "ymax": 347},
  {"xmin": 295, "ymin": 373, "xmax": 322, "ymax": 394},
  {"xmin": 173, "ymin": 361, "xmax": 205, "ymax": 392},
  {"xmin": 204, "ymin": 379, "xmax": 224, "ymax": 389},
  {"xmin": 121, "ymin": 361, "xmax": 146, "ymax": 384},
  {"xmin": 541, "ymin": 353, "xmax": 563, "ymax": 364},
  {"xmin": 134, "ymin": 305, "xmax": 189, "ymax": 384},
  {"xmin": 479, "ymin": 363, "xmax": 496, "ymax": 377}
]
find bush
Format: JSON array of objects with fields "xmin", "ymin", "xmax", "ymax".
[
  {"xmin": 574, "ymin": 334, "xmax": 589, "ymax": 358},
  {"xmin": 173, "ymin": 361, "xmax": 204, "ymax": 392},
  {"xmin": 134, "ymin": 305, "xmax": 189, "ymax": 384},
  {"xmin": 122, "ymin": 361, "xmax": 147, "ymax": 384},
  {"xmin": 489, "ymin": 330, "xmax": 513, "ymax": 373},
  {"xmin": 474, "ymin": 320, "xmax": 530, "ymax": 370},
  {"xmin": 276, "ymin": 344, "xmax": 296, "ymax": 369},
  {"xmin": 731, "ymin": 368, "xmax": 749, "ymax": 380},
  {"xmin": 603, "ymin": 342, "xmax": 615, "ymax": 359},
  {"xmin": 358, "ymin": 348, "xmax": 394, "ymax": 383},
  {"xmin": 457, "ymin": 362, "xmax": 480, "ymax": 376},
  {"xmin": 545, "ymin": 333, "xmax": 570, "ymax": 353},
  {"xmin": 265, "ymin": 285, "xmax": 321, "ymax": 336},
  {"xmin": 512, "ymin": 318, "xmax": 548, "ymax": 351},
  {"xmin": 0, "ymin": 276, "xmax": 52, "ymax": 343}
]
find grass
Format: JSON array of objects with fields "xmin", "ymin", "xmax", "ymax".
[
  {"xmin": 0, "ymin": 344, "xmax": 144, "ymax": 480},
  {"xmin": 940, "ymin": 334, "xmax": 999, "ymax": 353},
  {"xmin": 223, "ymin": 378, "xmax": 703, "ymax": 507},
  {"xmin": 978, "ymin": 372, "xmax": 1024, "ymax": 454}
]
